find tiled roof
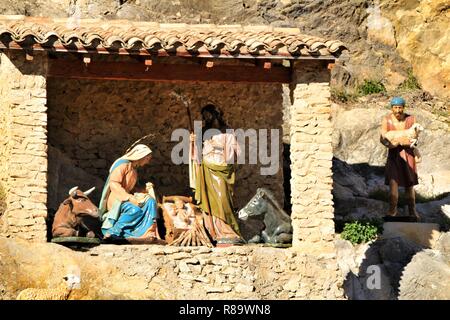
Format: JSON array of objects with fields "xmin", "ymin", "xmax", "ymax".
[{"xmin": 0, "ymin": 15, "xmax": 347, "ymax": 59}]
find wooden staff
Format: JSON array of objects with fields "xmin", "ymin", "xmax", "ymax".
[
  {"xmin": 125, "ymin": 133, "xmax": 156, "ymax": 154},
  {"xmin": 170, "ymin": 89, "xmax": 193, "ymax": 132}
]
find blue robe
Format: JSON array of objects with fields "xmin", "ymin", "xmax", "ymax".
[{"xmin": 99, "ymin": 158, "xmax": 157, "ymax": 238}]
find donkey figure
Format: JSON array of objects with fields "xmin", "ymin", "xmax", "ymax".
[
  {"xmin": 52, "ymin": 186, "xmax": 100, "ymax": 238},
  {"xmin": 238, "ymin": 188, "xmax": 292, "ymax": 244}
]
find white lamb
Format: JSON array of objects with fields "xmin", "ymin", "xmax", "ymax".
[
  {"xmin": 16, "ymin": 274, "xmax": 80, "ymax": 300},
  {"xmin": 383, "ymin": 123, "xmax": 424, "ymax": 163}
]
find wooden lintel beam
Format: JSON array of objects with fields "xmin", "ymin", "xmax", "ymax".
[{"xmin": 47, "ymin": 60, "xmax": 291, "ymax": 83}]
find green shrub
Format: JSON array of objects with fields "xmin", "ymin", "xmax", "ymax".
[
  {"xmin": 357, "ymin": 80, "xmax": 386, "ymax": 95},
  {"xmin": 398, "ymin": 69, "xmax": 421, "ymax": 91},
  {"xmin": 341, "ymin": 219, "xmax": 382, "ymax": 244}
]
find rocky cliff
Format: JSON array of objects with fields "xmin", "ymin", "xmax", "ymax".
[
  {"xmin": 379, "ymin": 0, "xmax": 450, "ymax": 99},
  {"xmin": 0, "ymin": 0, "xmax": 448, "ymax": 99}
]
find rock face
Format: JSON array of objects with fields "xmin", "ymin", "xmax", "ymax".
[
  {"xmin": 399, "ymin": 231, "xmax": 450, "ymax": 300},
  {"xmin": 379, "ymin": 0, "xmax": 450, "ymax": 99},
  {"xmin": 0, "ymin": 236, "xmax": 155, "ymax": 300},
  {"xmin": 0, "ymin": 1, "xmax": 448, "ymax": 99},
  {"xmin": 382, "ymin": 222, "xmax": 441, "ymax": 249},
  {"xmin": 336, "ymin": 236, "xmax": 423, "ymax": 300},
  {"xmin": 337, "ymin": 230, "xmax": 450, "ymax": 300}
]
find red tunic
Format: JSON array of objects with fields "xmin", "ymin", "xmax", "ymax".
[{"xmin": 384, "ymin": 114, "xmax": 418, "ymax": 187}]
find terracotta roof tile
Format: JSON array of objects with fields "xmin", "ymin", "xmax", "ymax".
[{"xmin": 0, "ymin": 15, "xmax": 347, "ymax": 58}]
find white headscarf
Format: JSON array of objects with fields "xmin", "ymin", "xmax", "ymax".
[
  {"xmin": 121, "ymin": 144, "xmax": 152, "ymax": 161},
  {"xmin": 108, "ymin": 144, "xmax": 153, "ymax": 173}
]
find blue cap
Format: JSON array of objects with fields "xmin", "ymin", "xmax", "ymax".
[{"xmin": 390, "ymin": 97, "xmax": 406, "ymax": 106}]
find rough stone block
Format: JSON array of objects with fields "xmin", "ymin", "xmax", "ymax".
[
  {"xmin": 235, "ymin": 283, "xmax": 255, "ymax": 293},
  {"xmin": 382, "ymin": 222, "xmax": 441, "ymax": 248}
]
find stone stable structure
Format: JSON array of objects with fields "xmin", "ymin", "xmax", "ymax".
[{"xmin": 0, "ymin": 15, "xmax": 347, "ymax": 299}]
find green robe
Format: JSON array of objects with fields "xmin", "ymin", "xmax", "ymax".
[{"xmin": 194, "ymin": 160, "xmax": 240, "ymax": 236}]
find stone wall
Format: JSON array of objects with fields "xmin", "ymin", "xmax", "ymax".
[
  {"xmin": 0, "ymin": 53, "xmax": 12, "ymax": 230},
  {"xmin": 288, "ymin": 61, "xmax": 335, "ymax": 253},
  {"xmin": 87, "ymin": 244, "xmax": 344, "ymax": 299},
  {"xmin": 47, "ymin": 62, "xmax": 284, "ymax": 222},
  {"xmin": 0, "ymin": 51, "xmax": 48, "ymax": 242},
  {"xmin": 0, "ymin": 237, "xmax": 345, "ymax": 300}
]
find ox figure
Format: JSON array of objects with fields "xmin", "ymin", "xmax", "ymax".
[
  {"xmin": 52, "ymin": 186, "xmax": 100, "ymax": 238},
  {"xmin": 238, "ymin": 188, "xmax": 292, "ymax": 244}
]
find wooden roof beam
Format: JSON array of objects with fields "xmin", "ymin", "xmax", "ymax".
[{"xmin": 47, "ymin": 59, "xmax": 291, "ymax": 83}]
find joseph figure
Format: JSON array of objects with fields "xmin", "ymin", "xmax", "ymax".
[{"xmin": 190, "ymin": 104, "xmax": 245, "ymax": 246}]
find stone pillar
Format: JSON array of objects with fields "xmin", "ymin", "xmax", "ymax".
[
  {"xmin": 288, "ymin": 60, "xmax": 334, "ymax": 254},
  {"xmin": 0, "ymin": 51, "xmax": 48, "ymax": 242}
]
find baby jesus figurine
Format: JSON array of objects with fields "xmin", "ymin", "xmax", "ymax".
[
  {"xmin": 163, "ymin": 197, "xmax": 196, "ymax": 229},
  {"xmin": 133, "ymin": 182, "xmax": 156, "ymax": 207},
  {"xmin": 160, "ymin": 196, "xmax": 213, "ymax": 247}
]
